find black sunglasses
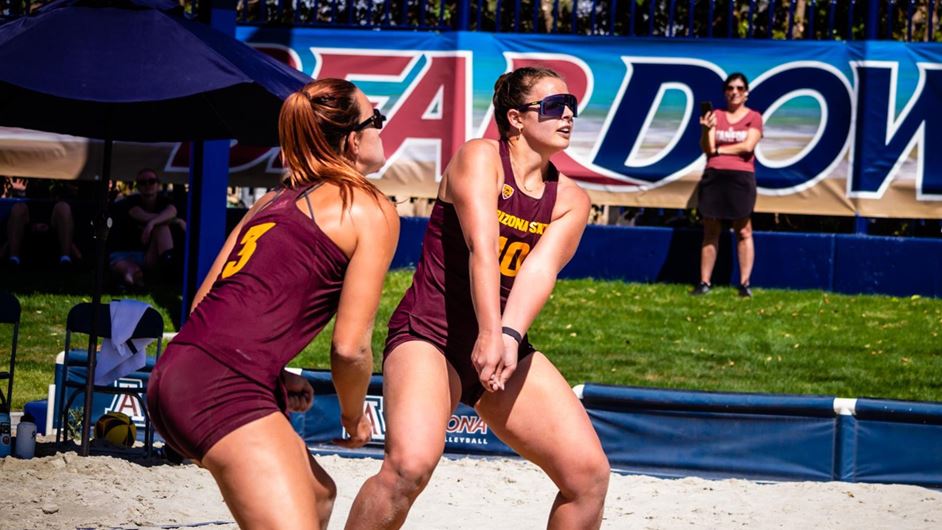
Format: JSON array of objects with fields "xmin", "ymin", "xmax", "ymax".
[
  {"xmin": 352, "ymin": 108, "xmax": 387, "ymax": 132},
  {"xmin": 136, "ymin": 177, "xmax": 159, "ymax": 186},
  {"xmin": 725, "ymin": 85, "xmax": 747, "ymax": 92},
  {"xmin": 517, "ymin": 93, "xmax": 578, "ymax": 119}
]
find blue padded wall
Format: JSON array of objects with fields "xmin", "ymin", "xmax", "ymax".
[
  {"xmin": 833, "ymin": 235, "xmax": 942, "ymax": 297},
  {"xmin": 391, "ymin": 218, "xmax": 942, "ymax": 297},
  {"xmin": 290, "ymin": 373, "xmax": 942, "ymax": 486}
]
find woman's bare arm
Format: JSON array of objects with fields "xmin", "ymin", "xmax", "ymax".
[
  {"xmin": 443, "ymin": 139, "xmax": 505, "ymax": 389},
  {"xmin": 330, "ymin": 190, "xmax": 400, "ymax": 447},
  {"xmin": 497, "ymin": 176, "xmax": 590, "ymax": 386},
  {"xmin": 716, "ymin": 128, "xmax": 762, "ymax": 156},
  {"xmin": 700, "ymin": 111, "xmax": 716, "ymax": 155},
  {"xmin": 129, "ymin": 204, "xmax": 177, "ymax": 225}
]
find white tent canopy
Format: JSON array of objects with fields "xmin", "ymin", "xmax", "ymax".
[{"xmin": 0, "ymin": 127, "xmax": 281, "ymax": 186}]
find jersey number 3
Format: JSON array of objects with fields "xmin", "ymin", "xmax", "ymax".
[
  {"xmin": 221, "ymin": 222, "xmax": 276, "ymax": 279},
  {"xmin": 498, "ymin": 236, "xmax": 531, "ymax": 277}
]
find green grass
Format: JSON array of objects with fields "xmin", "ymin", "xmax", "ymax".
[{"xmin": 2, "ymin": 269, "xmax": 941, "ymax": 411}]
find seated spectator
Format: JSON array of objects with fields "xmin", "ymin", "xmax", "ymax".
[
  {"xmin": 2, "ymin": 176, "xmax": 85, "ymax": 269},
  {"xmin": 109, "ymin": 169, "xmax": 182, "ymax": 288}
]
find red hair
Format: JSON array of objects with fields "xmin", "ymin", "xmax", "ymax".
[{"xmin": 278, "ymin": 78, "xmax": 380, "ymax": 207}]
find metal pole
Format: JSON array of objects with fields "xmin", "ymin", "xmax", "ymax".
[
  {"xmin": 854, "ymin": 214, "xmax": 868, "ymax": 235},
  {"xmin": 853, "ymin": 0, "xmax": 880, "ymax": 234},
  {"xmin": 457, "ymin": 0, "xmax": 470, "ymax": 30},
  {"xmin": 181, "ymin": 0, "xmax": 235, "ymax": 321},
  {"xmin": 865, "ymin": 0, "xmax": 880, "ymax": 39},
  {"xmin": 80, "ymin": 137, "xmax": 113, "ymax": 456}
]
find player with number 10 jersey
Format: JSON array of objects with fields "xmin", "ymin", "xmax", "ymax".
[
  {"xmin": 385, "ymin": 140, "xmax": 557, "ymax": 406},
  {"xmin": 349, "ymin": 66, "xmax": 609, "ymax": 530}
]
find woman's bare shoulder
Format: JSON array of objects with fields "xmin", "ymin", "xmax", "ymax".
[
  {"xmin": 442, "ymin": 139, "xmax": 503, "ymax": 193},
  {"xmin": 455, "ymin": 138, "xmax": 501, "ymax": 161},
  {"xmin": 347, "ymin": 186, "xmax": 399, "ymax": 226},
  {"xmin": 554, "ymin": 173, "xmax": 590, "ymax": 215}
]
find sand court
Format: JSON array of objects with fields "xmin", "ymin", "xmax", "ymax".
[{"xmin": 1, "ymin": 442, "xmax": 940, "ymax": 530}]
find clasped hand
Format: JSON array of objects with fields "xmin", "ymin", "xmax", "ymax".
[{"xmin": 471, "ymin": 332, "xmax": 519, "ymax": 393}]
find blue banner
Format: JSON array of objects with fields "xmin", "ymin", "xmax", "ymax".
[
  {"xmin": 3, "ymin": 30, "xmax": 939, "ymax": 219},
  {"xmin": 214, "ymin": 29, "xmax": 942, "ymax": 218},
  {"xmin": 296, "ymin": 370, "xmax": 515, "ymax": 456}
]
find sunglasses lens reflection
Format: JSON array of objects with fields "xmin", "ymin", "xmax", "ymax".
[
  {"xmin": 540, "ymin": 94, "xmax": 578, "ymax": 118},
  {"xmin": 543, "ymin": 100, "xmax": 565, "ymax": 116}
]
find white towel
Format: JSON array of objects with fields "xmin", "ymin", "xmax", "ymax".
[{"xmin": 94, "ymin": 300, "xmax": 155, "ymax": 386}]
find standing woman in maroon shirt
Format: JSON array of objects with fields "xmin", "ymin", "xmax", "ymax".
[
  {"xmin": 692, "ymin": 72, "xmax": 764, "ymax": 297},
  {"xmin": 147, "ymin": 79, "xmax": 399, "ymax": 529},
  {"xmin": 347, "ymin": 67, "xmax": 610, "ymax": 528}
]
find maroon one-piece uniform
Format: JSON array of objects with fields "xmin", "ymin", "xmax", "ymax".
[
  {"xmin": 148, "ymin": 185, "xmax": 349, "ymax": 459},
  {"xmin": 385, "ymin": 141, "xmax": 558, "ymax": 405}
]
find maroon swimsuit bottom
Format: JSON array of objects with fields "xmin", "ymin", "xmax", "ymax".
[
  {"xmin": 384, "ymin": 318, "xmax": 536, "ymax": 407},
  {"xmin": 147, "ymin": 342, "xmax": 287, "ymax": 460}
]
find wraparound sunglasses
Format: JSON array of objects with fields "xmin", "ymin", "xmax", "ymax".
[{"xmin": 517, "ymin": 93, "xmax": 578, "ymax": 119}]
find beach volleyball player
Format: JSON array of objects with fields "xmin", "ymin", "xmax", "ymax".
[
  {"xmin": 346, "ymin": 67, "xmax": 610, "ymax": 528},
  {"xmin": 147, "ymin": 79, "xmax": 399, "ymax": 530}
]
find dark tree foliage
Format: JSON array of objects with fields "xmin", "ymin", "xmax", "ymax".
[
  {"xmin": 2, "ymin": 1, "xmax": 936, "ymax": 41},
  {"xmin": 220, "ymin": 0, "xmax": 939, "ymax": 42}
]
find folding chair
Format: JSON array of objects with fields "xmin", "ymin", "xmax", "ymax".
[
  {"xmin": 55, "ymin": 302, "xmax": 163, "ymax": 455},
  {"xmin": 0, "ymin": 291, "xmax": 20, "ymax": 413}
]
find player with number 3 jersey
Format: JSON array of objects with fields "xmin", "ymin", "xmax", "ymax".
[
  {"xmin": 147, "ymin": 79, "xmax": 399, "ymax": 530},
  {"xmin": 347, "ymin": 67, "xmax": 610, "ymax": 529}
]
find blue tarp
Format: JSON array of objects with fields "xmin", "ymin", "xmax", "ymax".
[{"xmin": 51, "ymin": 365, "xmax": 942, "ymax": 486}]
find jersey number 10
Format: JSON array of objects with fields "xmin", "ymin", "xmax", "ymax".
[{"xmin": 498, "ymin": 236, "xmax": 530, "ymax": 277}]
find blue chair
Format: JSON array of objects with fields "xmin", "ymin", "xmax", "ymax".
[
  {"xmin": 0, "ymin": 291, "xmax": 20, "ymax": 413},
  {"xmin": 55, "ymin": 302, "xmax": 163, "ymax": 455}
]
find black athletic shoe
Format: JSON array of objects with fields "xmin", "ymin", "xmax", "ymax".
[
  {"xmin": 689, "ymin": 281, "xmax": 711, "ymax": 296},
  {"xmin": 738, "ymin": 283, "xmax": 753, "ymax": 298}
]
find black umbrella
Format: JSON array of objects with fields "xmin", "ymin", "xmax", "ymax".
[{"xmin": 0, "ymin": 0, "xmax": 309, "ymax": 455}]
